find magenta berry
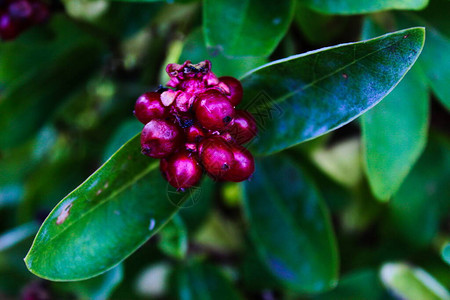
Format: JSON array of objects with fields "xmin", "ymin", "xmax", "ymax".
[
  {"xmin": 134, "ymin": 92, "xmax": 168, "ymax": 124},
  {"xmin": 136, "ymin": 60, "xmax": 257, "ymax": 188},
  {"xmin": 219, "ymin": 76, "xmax": 243, "ymax": 106},
  {"xmin": 195, "ymin": 90, "xmax": 234, "ymax": 131},
  {"xmin": 160, "ymin": 150, "xmax": 203, "ymax": 189},
  {"xmin": 8, "ymin": 0, "xmax": 33, "ymax": 20},
  {"xmin": 0, "ymin": 13, "xmax": 20, "ymax": 40},
  {"xmin": 199, "ymin": 137, "xmax": 235, "ymax": 179},
  {"xmin": 185, "ymin": 123, "xmax": 206, "ymax": 143},
  {"xmin": 229, "ymin": 110, "xmax": 258, "ymax": 145},
  {"xmin": 223, "ymin": 144, "xmax": 255, "ymax": 182},
  {"xmin": 141, "ymin": 119, "xmax": 183, "ymax": 158}
]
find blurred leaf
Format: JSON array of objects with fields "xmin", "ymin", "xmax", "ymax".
[
  {"xmin": 179, "ymin": 28, "xmax": 267, "ymax": 78},
  {"xmin": 170, "ymin": 261, "xmax": 244, "ymax": 300},
  {"xmin": 310, "ymin": 137, "xmax": 363, "ymax": 188},
  {"xmin": 102, "ymin": 119, "xmax": 142, "ymax": 162},
  {"xmin": 303, "ymin": 0, "xmax": 429, "ymax": 15},
  {"xmin": 361, "ymin": 17, "xmax": 429, "ymax": 201},
  {"xmin": 390, "ymin": 134, "xmax": 450, "ymax": 246},
  {"xmin": 58, "ymin": 264, "xmax": 123, "ymax": 300},
  {"xmin": 396, "ymin": 13, "xmax": 450, "ymax": 110},
  {"xmin": 380, "ymin": 262, "xmax": 450, "ymax": 300},
  {"xmin": 25, "ymin": 135, "xmax": 202, "ymax": 280},
  {"xmin": 0, "ymin": 222, "xmax": 39, "ymax": 252},
  {"xmin": 315, "ymin": 269, "xmax": 389, "ymax": 300},
  {"xmin": 158, "ymin": 215, "xmax": 188, "ymax": 260},
  {"xmin": 442, "ymin": 243, "xmax": 450, "ymax": 266},
  {"xmin": 295, "ymin": 3, "xmax": 350, "ymax": 46},
  {"xmin": 240, "ymin": 27, "xmax": 425, "ymax": 156},
  {"xmin": 203, "ymin": 0, "xmax": 294, "ymax": 57},
  {"xmin": 135, "ymin": 262, "xmax": 172, "ymax": 298},
  {"xmin": 416, "ymin": 0, "xmax": 450, "ymax": 37},
  {"xmin": 243, "ymin": 155, "xmax": 338, "ymax": 293}
]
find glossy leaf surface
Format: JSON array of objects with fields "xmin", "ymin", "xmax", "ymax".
[
  {"xmin": 304, "ymin": 0, "xmax": 428, "ymax": 14},
  {"xmin": 203, "ymin": 0, "xmax": 294, "ymax": 57},
  {"xmin": 25, "ymin": 134, "xmax": 200, "ymax": 280},
  {"xmin": 243, "ymin": 155, "xmax": 338, "ymax": 293},
  {"xmin": 240, "ymin": 27, "xmax": 425, "ymax": 156}
]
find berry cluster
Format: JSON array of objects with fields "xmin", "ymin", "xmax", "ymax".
[
  {"xmin": 134, "ymin": 60, "xmax": 258, "ymax": 190},
  {"xmin": 0, "ymin": 0, "xmax": 49, "ymax": 41}
]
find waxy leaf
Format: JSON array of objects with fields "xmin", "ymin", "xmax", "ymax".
[
  {"xmin": 380, "ymin": 263, "xmax": 450, "ymax": 300},
  {"xmin": 240, "ymin": 27, "xmax": 425, "ymax": 156},
  {"xmin": 243, "ymin": 155, "xmax": 338, "ymax": 293},
  {"xmin": 170, "ymin": 261, "xmax": 244, "ymax": 300},
  {"xmin": 203, "ymin": 0, "xmax": 294, "ymax": 57},
  {"xmin": 361, "ymin": 19, "xmax": 429, "ymax": 201},
  {"xmin": 25, "ymin": 134, "xmax": 201, "ymax": 280},
  {"xmin": 303, "ymin": 0, "xmax": 428, "ymax": 15}
]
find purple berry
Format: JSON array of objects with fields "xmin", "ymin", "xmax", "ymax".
[
  {"xmin": 0, "ymin": 13, "xmax": 20, "ymax": 40},
  {"xmin": 185, "ymin": 123, "xmax": 206, "ymax": 143},
  {"xmin": 141, "ymin": 119, "xmax": 183, "ymax": 158},
  {"xmin": 228, "ymin": 110, "xmax": 258, "ymax": 145},
  {"xmin": 219, "ymin": 76, "xmax": 243, "ymax": 107},
  {"xmin": 223, "ymin": 144, "xmax": 255, "ymax": 182},
  {"xmin": 8, "ymin": 0, "xmax": 33, "ymax": 20},
  {"xmin": 199, "ymin": 136, "xmax": 234, "ymax": 179},
  {"xmin": 195, "ymin": 90, "xmax": 234, "ymax": 131},
  {"xmin": 134, "ymin": 92, "xmax": 168, "ymax": 124},
  {"xmin": 160, "ymin": 150, "xmax": 202, "ymax": 189}
]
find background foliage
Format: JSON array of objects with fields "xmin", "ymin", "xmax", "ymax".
[{"xmin": 0, "ymin": 0, "xmax": 449, "ymax": 299}]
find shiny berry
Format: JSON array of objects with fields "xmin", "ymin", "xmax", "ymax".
[
  {"xmin": 195, "ymin": 90, "xmax": 234, "ymax": 131},
  {"xmin": 229, "ymin": 110, "xmax": 258, "ymax": 145},
  {"xmin": 160, "ymin": 150, "xmax": 203, "ymax": 189},
  {"xmin": 185, "ymin": 123, "xmax": 206, "ymax": 143},
  {"xmin": 199, "ymin": 137, "xmax": 234, "ymax": 179},
  {"xmin": 8, "ymin": 0, "xmax": 33, "ymax": 20},
  {"xmin": 0, "ymin": 13, "xmax": 20, "ymax": 40},
  {"xmin": 219, "ymin": 76, "xmax": 243, "ymax": 106},
  {"xmin": 134, "ymin": 92, "xmax": 168, "ymax": 124},
  {"xmin": 141, "ymin": 119, "xmax": 183, "ymax": 158},
  {"xmin": 223, "ymin": 144, "xmax": 255, "ymax": 182}
]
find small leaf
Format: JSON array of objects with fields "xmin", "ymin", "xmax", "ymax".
[
  {"xmin": 380, "ymin": 262, "xmax": 450, "ymax": 300},
  {"xmin": 441, "ymin": 243, "xmax": 450, "ymax": 266},
  {"xmin": 303, "ymin": 0, "xmax": 429, "ymax": 15},
  {"xmin": 170, "ymin": 261, "xmax": 244, "ymax": 300},
  {"xmin": 157, "ymin": 215, "xmax": 188, "ymax": 260},
  {"xmin": 179, "ymin": 28, "xmax": 267, "ymax": 78},
  {"xmin": 243, "ymin": 155, "xmax": 338, "ymax": 293},
  {"xmin": 390, "ymin": 134, "xmax": 450, "ymax": 246},
  {"xmin": 240, "ymin": 27, "xmax": 425, "ymax": 156},
  {"xmin": 25, "ymin": 134, "xmax": 201, "ymax": 280},
  {"xmin": 203, "ymin": 0, "xmax": 294, "ymax": 57},
  {"xmin": 361, "ymin": 18, "xmax": 429, "ymax": 201}
]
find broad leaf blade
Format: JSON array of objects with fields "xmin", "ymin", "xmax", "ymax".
[
  {"xmin": 361, "ymin": 17, "xmax": 429, "ymax": 201},
  {"xmin": 243, "ymin": 155, "xmax": 338, "ymax": 293},
  {"xmin": 303, "ymin": 0, "xmax": 428, "ymax": 15},
  {"xmin": 170, "ymin": 261, "xmax": 244, "ymax": 300},
  {"xmin": 25, "ymin": 134, "xmax": 199, "ymax": 280},
  {"xmin": 240, "ymin": 27, "xmax": 425, "ymax": 156},
  {"xmin": 203, "ymin": 0, "xmax": 294, "ymax": 57}
]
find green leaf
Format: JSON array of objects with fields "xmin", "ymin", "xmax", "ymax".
[
  {"xmin": 243, "ymin": 155, "xmax": 338, "ymax": 293},
  {"xmin": 179, "ymin": 28, "xmax": 267, "ymax": 79},
  {"xmin": 316, "ymin": 269, "xmax": 389, "ymax": 300},
  {"xmin": 102, "ymin": 119, "xmax": 142, "ymax": 163},
  {"xmin": 25, "ymin": 134, "xmax": 202, "ymax": 281},
  {"xmin": 396, "ymin": 13, "xmax": 450, "ymax": 110},
  {"xmin": 240, "ymin": 27, "xmax": 425, "ymax": 156},
  {"xmin": 303, "ymin": 0, "xmax": 429, "ymax": 15},
  {"xmin": 203, "ymin": 0, "xmax": 294, "ymax": 57},
  {"xmin": 389, "ymin": 134, "xmax": 450, "ymax": 246},
  {"xmin": 380, "ymin": 262, "xmax": 450, "ymax": 300},
  {"xmin": 157, "ymin": 215, "xmax": 188, "ymax": 260},
  {"xmin": 58, "ymin": 265, "xmax": 123, "ymax": 300},
  {"xmin": 170, "ymin": 261, "xmax": 244, "ymax": 300},
  {"xmin": 361, "ymin": 17, "xmax": 429, "ymax": 201},
  {"xmin": 442, "ymin": 243, "xmax": 450, "ymax": 266}
]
